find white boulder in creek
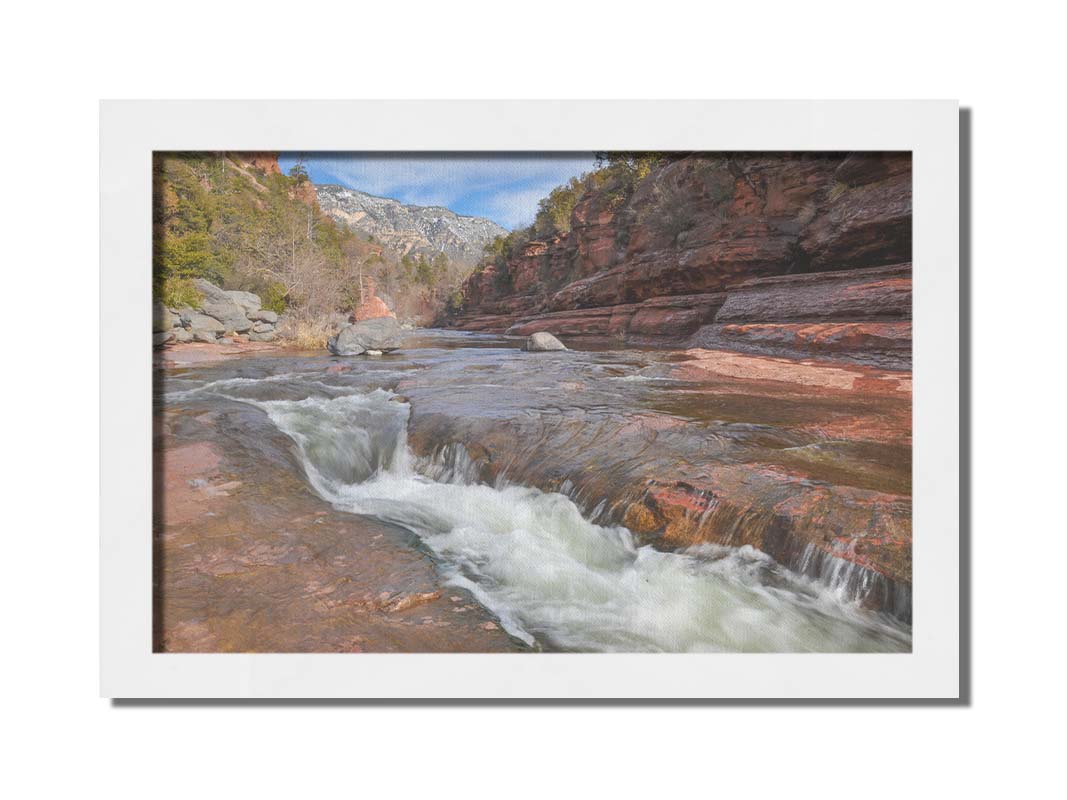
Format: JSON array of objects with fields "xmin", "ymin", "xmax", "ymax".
[
  {"xmin": 524, "ymin": 331, "xmax": 568, "ymax": 351},
  {"xmin": 327, "ymin": 317, "xmax": 403, "ymax": 356}
]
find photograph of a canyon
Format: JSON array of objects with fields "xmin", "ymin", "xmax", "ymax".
[{"xmin": 153, "ymin": 151, "xmax": 912, "ymax": 653}]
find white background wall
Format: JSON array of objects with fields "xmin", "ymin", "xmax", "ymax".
[{"xmin": 3, "ymin": 1, "xmax": 1061, "ymax": 797}]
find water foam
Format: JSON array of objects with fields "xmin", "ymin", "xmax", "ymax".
[{"xmin": 244, "ymin": 390, "xmax": 911, "ymax": 653}]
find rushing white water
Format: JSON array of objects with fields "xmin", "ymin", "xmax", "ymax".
[{"xmin": 230, "ymin": 387, "xmax": 910, "ymax": 653}]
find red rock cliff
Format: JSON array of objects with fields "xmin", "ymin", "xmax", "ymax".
[
  {"xmin": 446, "ymin": 152, "xmax": 912, "ymax": 367},
  {"xmin": 229, "ymin": 152, "xmax": 282, "ymax": 175}
]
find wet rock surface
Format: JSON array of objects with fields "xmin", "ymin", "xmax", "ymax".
[
  {"xmin": 154, "ymin": 374, "xmax": 526, "ymax": 653},
  {"xmin": 394, "ymin": 334, "xmax": 912, "ymax": 620}
]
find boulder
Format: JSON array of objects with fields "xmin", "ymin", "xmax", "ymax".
[
  {"xmin": 248, "ymin": 331, "xmax": 276, "ymax": 343},
  {"xmin": 200, "ymin": 301, "xmax": 253, "ymax": 333},
  {"xmin": 153, "ymin": 330, "xmax": 174, "ymax": 347},
  {"xmin": 191, "ymin": 329, "xmax": 218, "ymax": 343},
  {"xmin": 524, "ymin": 331, "xmax": 568, "ymax": 352},
  {"xmin": 181, "ymin": 311, "xmax": 225, "ymax": 333},
  {"xmin": 327, "ymin": 317, "xmax": 403, "ymax": 356},
  {"xmin": 225, "ymin": 290, "xmax": 262, "ymax": 315},
  {"xmin": 172, "ymin": 328, "xmax": 193, "ymax": 343},
  {"xmin": 252, "ymin": 321, "xmax": 275, "ymax": 334},
  {"xmin": 248, "ymin": 308, "xmax": 279, "ymax": 324},
  {"xmin": 192, "ymin": 278, "xmax": 232, "ymax": 305}
]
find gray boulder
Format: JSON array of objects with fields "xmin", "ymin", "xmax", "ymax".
[
  {"xmin": 181, "ymin": 311, "xmax": 225, "ymax": 333},
  {"xmin": 153, "ymin": 330, "xmax": 174, "ymax": 347},
  {"xmin": 192, "ymin": 329, "xmax": 219, "ymax": 343},
  {"xmin": 192, "ymin": 278, "xmax": 232, "ymax": 305},
  {"xmin": 225, "ymin": 289, "xmax": 262, "ymax": 315},
  {"xmin": 252, "ymin": 321, "xmax": 275, "ymax": 334},
  {"xmin": 190, "ymin": 278, "xmax": 261, "ymax": 314},
  {"xmin": 248, "ymin": 330, "xmax": 277, "ymax": 343},
  {"xmin": 327, "ymin": 317, "xmax": 403, "ymax": 356},
  {"xmin": 525, "ymin": 331, "xmax": 568, "ymax": 351},
  {"xmin": 200, "ymin": 301, "xmax": 253, "ymax": 333},
  {"xmin": 248, "ymin": 308, "xmax": 279, "ymax": 324},
  {"xmin": 172, "ymin": 328, "xmax": 193, "ymax": 343}
]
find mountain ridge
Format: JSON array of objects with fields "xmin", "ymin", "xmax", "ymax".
[{"xmin": 315, "ymin": 183, "xmax": 507, "ymax": 265}]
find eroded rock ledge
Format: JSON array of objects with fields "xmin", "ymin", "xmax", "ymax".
[{"xmin": 400, "ymin": 347, "xmax": 913, "ymax": 622}]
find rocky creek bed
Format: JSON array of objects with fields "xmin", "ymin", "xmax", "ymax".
[{"xmin": 155, "ymin": 329, "xmax": 912, "ymax": 652}]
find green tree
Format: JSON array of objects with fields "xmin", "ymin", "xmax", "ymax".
[
  {"xmin": 415, "ymin": 253, "xmax": 434, "ymax": 286},
  {"xmin": 533, "ymin": 176, "xmax": 584, "ymax": 237},
  {"xmin": 399, "ymin": 254, "xmax": 415, "ymax": 283},
  {"xmin": 432, "ymin": 252, "xmax": 449, "ymax": 282},
  {"xmin": 288, "ymin": 159, "xmax": 309, "ymax": 183}
]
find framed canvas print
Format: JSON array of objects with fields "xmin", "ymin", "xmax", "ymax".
[{"xmin": 100, "ymin": 100, "xmax": 960, "ymax": 698}]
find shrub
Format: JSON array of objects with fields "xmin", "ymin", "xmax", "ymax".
[
  {"xmin": 275, "ymin": 316, "xmax": 337, "ymax": 350},
  {"xmin": 444, "ymin": 288, "xmax": 464, "ymax": 315},
  {"xmin": 649, "ymin": 182, "xmax": 698, "ymax": 241},
  {"xmin": 158, "ymin": 276, "xmax": 202, "ymax": 309},
  {"xmin": 533, "ymin": 177, "xmax": 584, "ymax": 238},
  {"xmin": 592, "ymin": 152, "xmax": 667, "ymax": 209},
  {"xmin": 828, "ymin": 181, "xmax": 849, "ymax": 201},
  {"xmin": 261, "ymin": 282, "xmax": 288, "ymax": 314}
]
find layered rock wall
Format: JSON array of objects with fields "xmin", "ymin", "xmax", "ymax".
[{"xmin": 446, "ymin": 152, "xmax": 912, "ymax": 365}]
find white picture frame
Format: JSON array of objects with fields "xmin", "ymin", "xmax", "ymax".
[{"xmin": 101, "ymin": 99, "xmax": 959, "ymax": 699}]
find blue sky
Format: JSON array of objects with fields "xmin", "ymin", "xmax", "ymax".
[{"xmin": 279, "ymin": 153, "xmax": 596, "ymax": 230}]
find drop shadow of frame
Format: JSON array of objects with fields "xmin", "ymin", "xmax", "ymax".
[{"xmin": 124, "ymin": 111, "xmax": 971, "ymax": 707}]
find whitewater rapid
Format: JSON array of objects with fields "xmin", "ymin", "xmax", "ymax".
[{"xmin": 216, "ymin": 386, "xmax": 911, "ymax": 653}]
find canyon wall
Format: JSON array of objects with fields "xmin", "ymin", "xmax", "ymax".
[{"xmin": 445, "ymin": 152, "xmax": 912, "ymax": 369}]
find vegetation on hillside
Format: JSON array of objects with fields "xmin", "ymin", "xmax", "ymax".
[{"xmin": 153, "ymin": 153, "xmax": 475, "ymax": 323}]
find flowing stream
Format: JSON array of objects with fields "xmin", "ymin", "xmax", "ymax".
[{"xmin": 162, "ymin": 331, "xmax": 912, "ymax": 653}]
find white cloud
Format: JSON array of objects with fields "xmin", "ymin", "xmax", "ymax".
[
  {"xmin": 283, "ymin": 153, "xmax": 596, "ymax": 229},
  {"xmin": 483, "ymin": 183, "xmax": 565, "ymax": 229}
]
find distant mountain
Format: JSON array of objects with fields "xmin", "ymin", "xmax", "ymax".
[{"xmin": 315, "ymin": 184, "xmax": 508, "ymax": 265}]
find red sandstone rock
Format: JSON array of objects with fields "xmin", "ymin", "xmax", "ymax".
[
  {"xmin": 349, "ymin": 277, "xmax": 397, "ymax": 322},
  {"xmin": 623, "ymin": 467, "xmax": 912, "ymax": 616},
  {"xmin": 230, "ymin": 152, "xmax": 281, "ymax": 175},
  {"xmin": 720, "ymin": 321, "xmax": 910, "ymax": 350},
  {"xmin": 698, "ymin": 321, "xmax": 912, "ymax": 369},
  {"xmin": 712, "ymin": 264, "xmax": 912, "ymax": 323},
  {"xmin": 503, "ymin": 293, "xmax": 725, "ymax": 342}
]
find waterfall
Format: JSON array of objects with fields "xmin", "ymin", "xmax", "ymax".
[{"xmin": 237, "ymin": 388, "xmax": 911, "ymax": 653}]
